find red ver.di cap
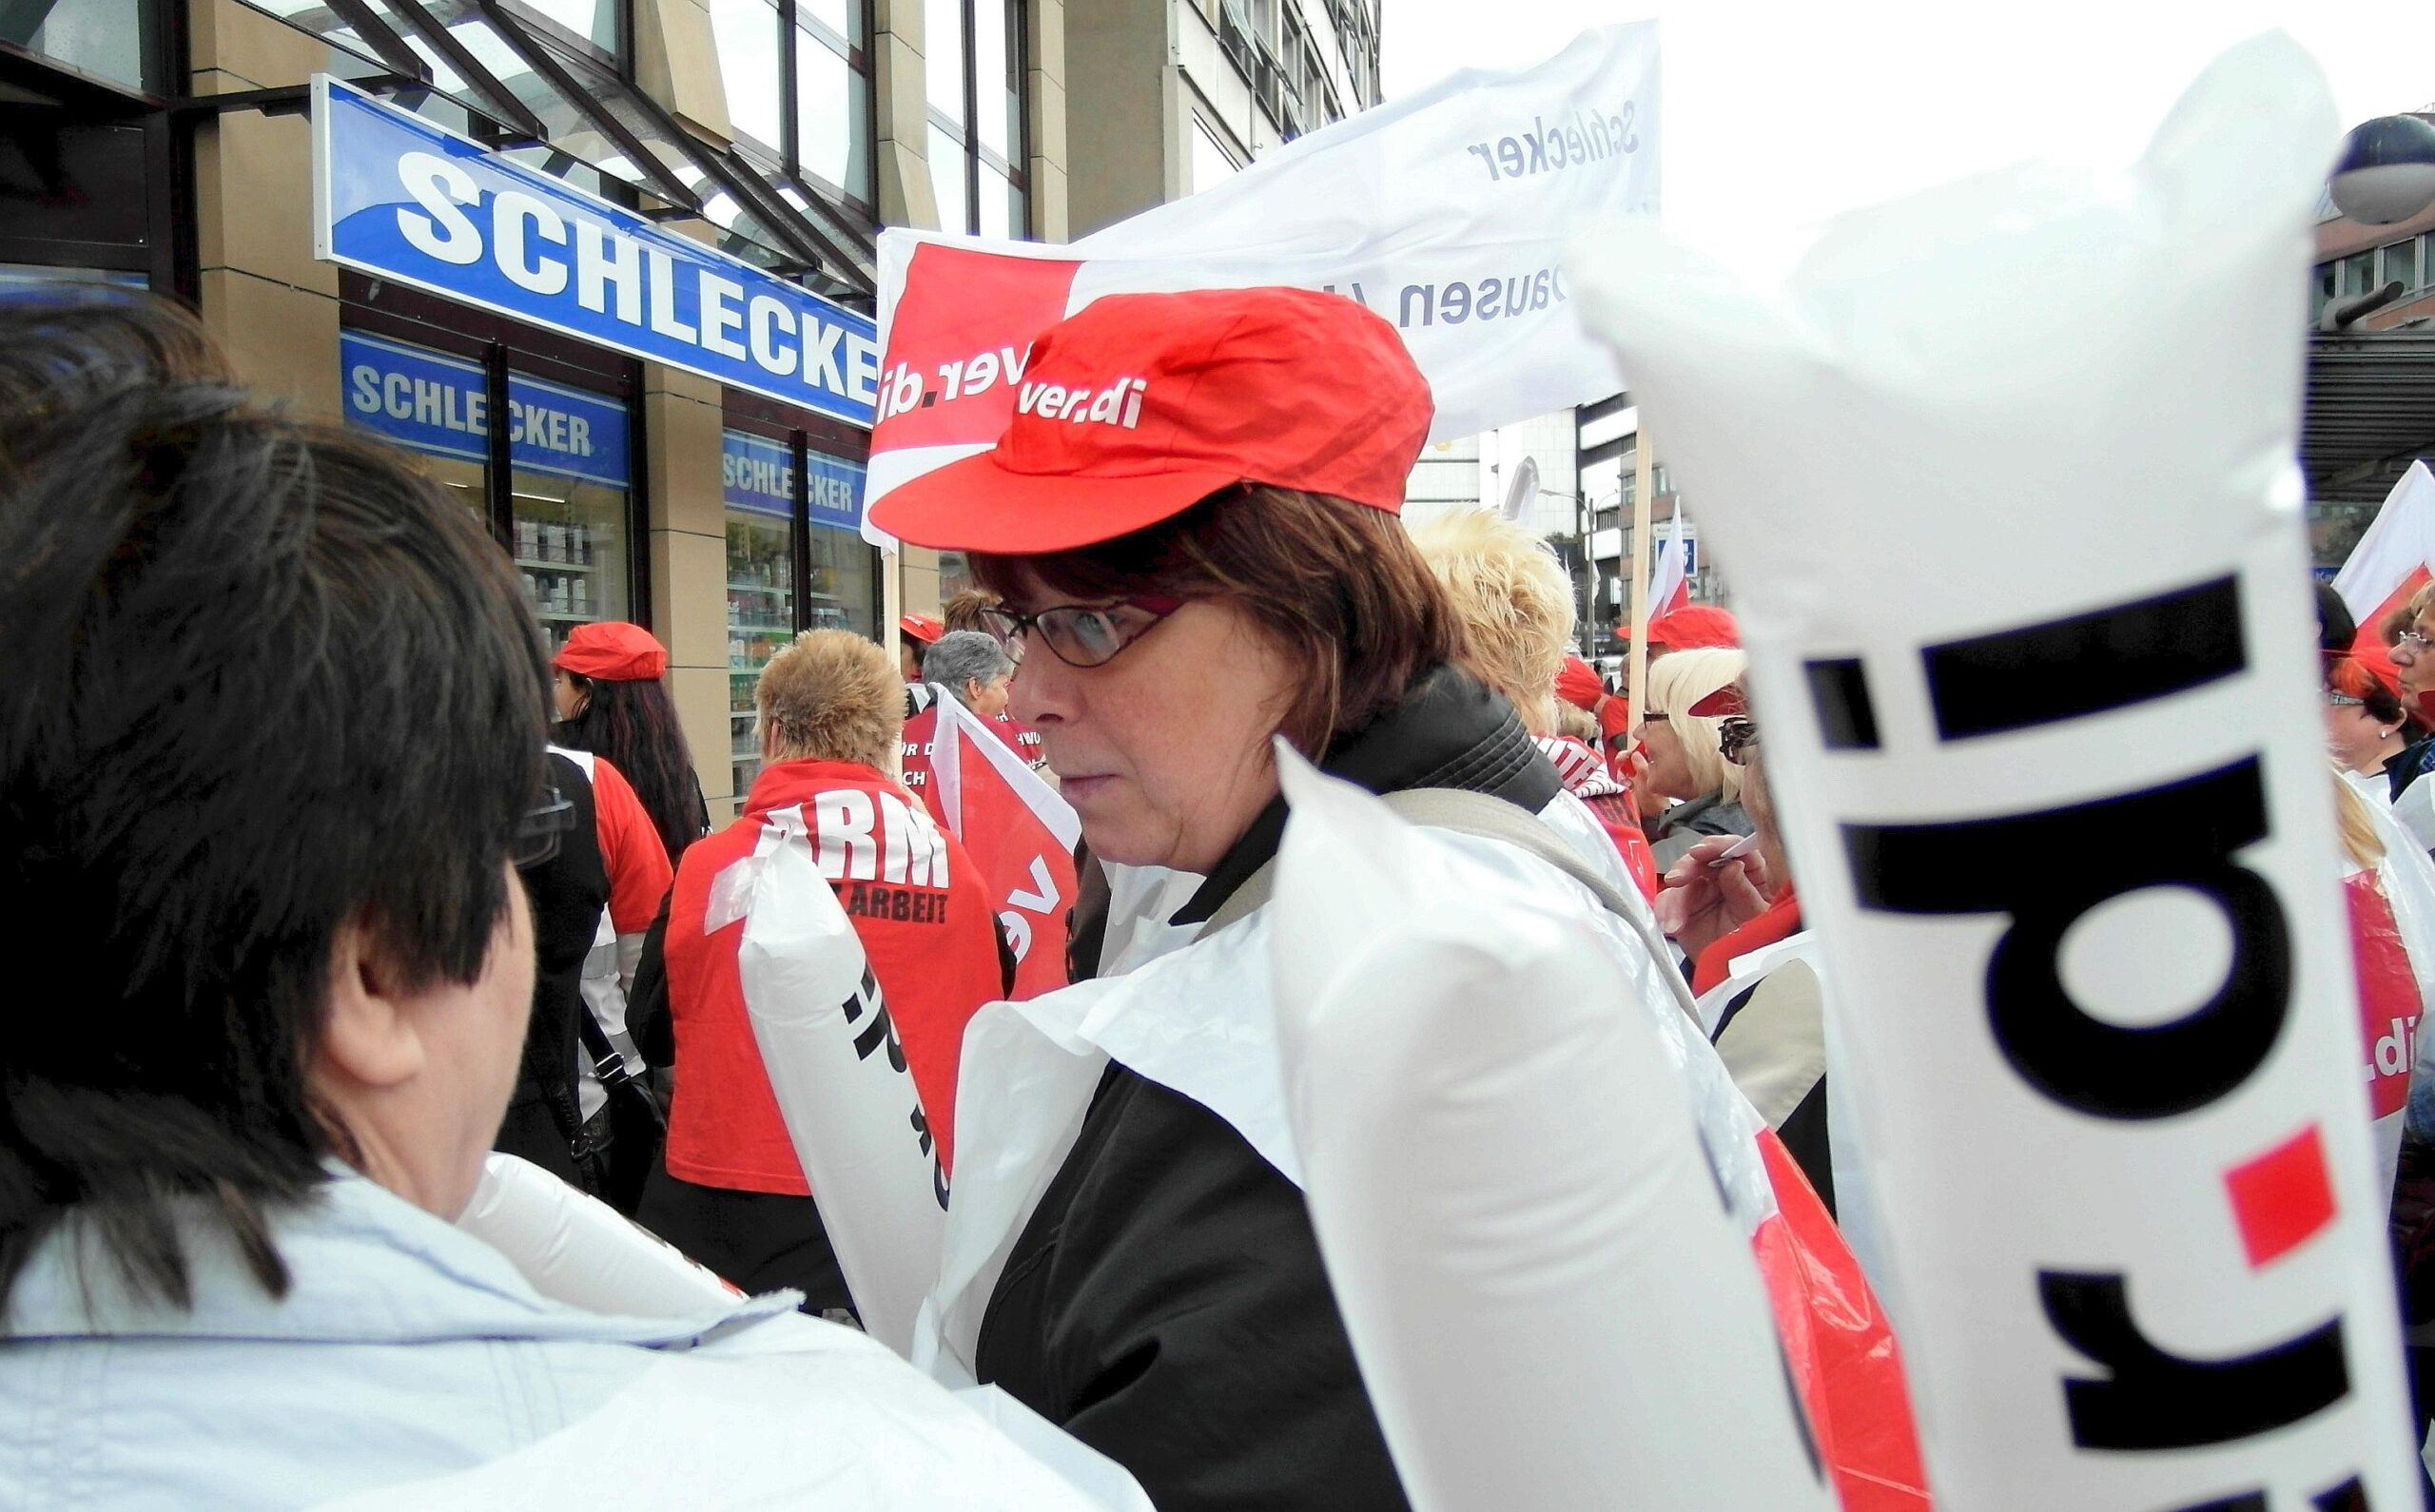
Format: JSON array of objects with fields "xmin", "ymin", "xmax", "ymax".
[
  {"xmin": 554, "ymin": 621, "xmax": 669, "ymax": 681},
  {"xmin": 867, "ymin": 287, "xmax": 1434, "ymax": 553}
]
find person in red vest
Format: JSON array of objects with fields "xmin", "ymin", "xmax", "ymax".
[{"xmin": 633, "ymin": 629, "xmax": 1008, "ymax": 1315}]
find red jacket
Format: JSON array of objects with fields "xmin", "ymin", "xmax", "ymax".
[{"xmin": 661, "ymin": 759, "xmax": 1004, "ymax": 1195}]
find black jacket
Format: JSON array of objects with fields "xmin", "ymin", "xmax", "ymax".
[
  {"xmin": 495, "ymin": 750, "xmax": 606, "ymax": 1187},
  {"xmin": 974, "ymin": 667, "xmax": 1557, "ymax": 1512}
]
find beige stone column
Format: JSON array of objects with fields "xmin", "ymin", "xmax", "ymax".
[
  {"xmin": 872, "ymin": 0, "xmax": 940, "ymax": 229},
  {"xmin": 188, "ymin": 0, "xmax": 341, "ymax": 416},
  {"xmin": 641, "ymin": 364, "xmax": 745, "ymax": 821},
  {"xmin": 1028, "ymin": 0, "xmax": 1068, "ymax": 242}
]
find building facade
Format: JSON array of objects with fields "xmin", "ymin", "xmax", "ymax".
[
  {"xmin": 1061, "ymin": 0, "xmax": 1377, "ymax": 239},
  {"xmin": 2, "ymin": 0, "xmax": 1067, "ymax": 817},
  {"xmin": 2307, "ymin": 127, "xmax": 2435, "ymax": 577}
]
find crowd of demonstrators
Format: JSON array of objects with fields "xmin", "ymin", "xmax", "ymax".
[
  {"xmin": 1409, "ymin": 507, "xmax": 1662, "ymax": 896},
  {"xmin": 552, "ymin": 620, "xmax": 711, "ymax": 863},
  {"xmin": 0, "ymin": 299, "xmax": 1105, "ymax": 1507},
  {"xmin": 41, "ymin": 285, "xmax": 2435, "ymax": 1509},
  {"xmin": 867, "ymin": 286, "xmax": 1651, "ymax": 1512},
  {"xmin": 628, "ymin": 630, "xmax": 1008, "ymax": 1319}
]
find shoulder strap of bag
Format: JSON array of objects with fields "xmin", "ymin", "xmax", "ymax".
[{"xmin": 1196, "ymin": 787, "xmax": 1635, "ymax": 940}]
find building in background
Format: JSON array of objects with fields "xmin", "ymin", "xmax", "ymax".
[
  {"xmin": 1, "ymin": 0, "xmax": 1067, "ymax": 817},
  {"xmin": 1061, "ymin": 0, "xmax": 1380, "ymax": 239},
  {"xmin": 2305, "ymin": 116, "xmax": 2435, "ymax": 577}
]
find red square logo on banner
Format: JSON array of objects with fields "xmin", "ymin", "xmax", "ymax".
[
  {"xmin": 2224, "ymin": 1125, "xmax": 2337, "ymax": 1270},
  {"xmin": 872, "ymin": 243, "xmax": 1081, "ymax": 453}
]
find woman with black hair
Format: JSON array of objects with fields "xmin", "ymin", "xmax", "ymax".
[{"xmin": 552, "ymin": 621, "xmax": 711, "ymax": 863}]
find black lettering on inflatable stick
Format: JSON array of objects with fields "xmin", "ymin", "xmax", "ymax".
[
  {"xmin": 1804, "ymin": 658, "xmax": 1880, "ymax": 750},
  {"xmin": 842, "ymin": 967, "xmax": 908, "ymax": 1072},
  {"xmin": 911, "ymin": 1107, "xmax": 950, "ymax": 1211},
  {"xmin": 2161, "ymin": 1481, "xmax": 2369, "ymax": 1512},
  {"xmin": 1924, "ymin": 575, "xmax": 2246, "ymax": 741},
  {"xmin": 2040, "ymin": 1271, "xmax": 2349, "ymax": 1452},
  {"xmin": 1845, "ymin": 759, "xmax": 2290, "ymax": 1118}
]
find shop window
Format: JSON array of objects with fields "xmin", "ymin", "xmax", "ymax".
[
  {"xmin": 711, "ymin": 0, "xmax": 787, "ymax": 151},
  {"xmin": 2311, "ymin": 262, "xmax": 2337, "ymax": 321},
  {"xmin": 2382, "ymin": 239, "xmax": 2422, "ymax": 293},
  {"xmin": 1191, "ymin": 118, "xmax": 1243, "ymax": 193},
  {"xmin": 723, "ymin": 429, "xmax": 795, "ymax": 794},
  {"xmin": 925, "ymin": 0, "xmax": 1027, "ymax": 236},
  {"xmin": 795, "ymin": 1, "xmax": 872, "ymax": 204},
  {"xmin": 720, "ymin": 424, "xmax": 877, "ymax": 792},
  {"xmin": 339, "ymin": 328, "xmax": 635, "ymax": 656},
  {"xmin": 2343, "ymin": 251, "xmax": 2376, "ymax": 298},
  {"xmin": 4, "ymin": 0, "xmax": 153, "ymax": 92},
  {"xmin": 699, "ymin": 0, "xmax": 874, "ymax": 208}
]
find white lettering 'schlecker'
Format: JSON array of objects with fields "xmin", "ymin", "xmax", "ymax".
[{"xmin": 383, "ymin": 148, "xmax": 879, "ymax": 408}]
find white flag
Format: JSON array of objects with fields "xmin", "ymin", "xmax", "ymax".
[{"xmin": 863, "ymin": 23, "xmax": 1659, "ymax": 540}]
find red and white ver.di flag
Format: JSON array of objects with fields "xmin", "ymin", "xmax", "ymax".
[
  {"xmin": 2332, "ymin": 459, "xmax": 2435, "ymax": 691},
  {"xmin": 862, "ymin": 22, "xmax": 1660, "ymax": 541},
  {"xmin": 928, "ymin": 688, "xmax": 1081, "ymax": 999}
]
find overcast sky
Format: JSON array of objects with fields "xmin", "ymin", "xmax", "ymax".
[{"xmin": 1382, "ymin": 0, "xmax": 2435, "ymax": 237}]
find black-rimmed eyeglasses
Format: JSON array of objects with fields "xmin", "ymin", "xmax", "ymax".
[
  {"xmin": 1719, "ymin": 715, "xmax": 1758, "ymax": 766},
  {"xmin": 513, "ymin": 785, "xmax": 577, "ymax": 869},
  {"xmin": 981, "ymin": 595, "xmax": 1184, "ymax": 669}
]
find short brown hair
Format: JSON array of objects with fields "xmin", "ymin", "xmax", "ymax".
[
  {"xmin": 756, "ymin": 629, "xmax": 904, "ymax": 769},
  {"xmin": 972, "ymin": 486, "xmax": 1467, "ymax": 753},
  {"xmin": 942, "ymin": 587, "xmax": 1001, "ymax": 634}
]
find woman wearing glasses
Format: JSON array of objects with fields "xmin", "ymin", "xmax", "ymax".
[
  {"xmin": 2326, "ymin": 655, "xmax": 2413, "ymax": 788},
  {"xmin": 1629, "ymin": 647, "xmax": 1756, "ymax": 871},
  {"xmin": 867, "ymin": 288, "xmax": 1651, "ymax": 1512}
]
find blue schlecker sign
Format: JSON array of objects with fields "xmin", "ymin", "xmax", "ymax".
[
  {"xmin": 722, "ymin": 429, "xmax": 867, "ymax": 532},
  {"xmin": 313, "ymin": 73, "xmax": 877, "ymax": 428},
  {"xmin": 341, "ymin": 330, "xmax": 631, "ymax": 487}
]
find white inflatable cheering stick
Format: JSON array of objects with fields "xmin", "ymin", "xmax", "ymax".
[
  {"xmin": 1568, "ymin": 33, "xmax": 2420, "ymax": 1510},
  {"xmin": 1265, "ymin": 751, "xmax": 1836, "ymax": 1512},
  {"xmin": 733, "ymin": 806, "xmax": 950, "ymax": 1356}
]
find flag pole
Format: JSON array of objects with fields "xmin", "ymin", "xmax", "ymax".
[{"xmin": 1627, "ymin": 420, "xmax": 1655, "ymax": 719}]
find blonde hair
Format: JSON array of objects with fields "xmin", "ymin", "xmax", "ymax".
[
  {"xmin": 756, "ymin": 629, "xmax": 904, "ymax": 770},
  {"xmin": 1644, "ymin": 647, "xmax": 1748, "ymax": 804},
  {"xmin": 1406, "ymin": 508, "xmax": 1575, "ymax": 736},
  {"xmin": 2334, "ymin": 766, "xmax": 2385, "ymax": 871},
  {"xmin": 1554, "ymin": 702, "xmax": 1598, "ymax": 745}
]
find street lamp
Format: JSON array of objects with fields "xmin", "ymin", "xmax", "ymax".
[{"xmin": 2329, "ymin": 113, "xmax": 2435, "ymax": 225}]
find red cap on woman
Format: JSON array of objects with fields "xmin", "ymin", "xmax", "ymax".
[{"xmin": 553, "ymin": 621, "xmax": 669, "ymax": 681}]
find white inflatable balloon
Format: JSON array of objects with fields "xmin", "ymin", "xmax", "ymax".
[
  {"xmin": 1266, "ymin": 752, "xmax": 1836, "ymax": 1512},
  {"xmin": 1568, "ymin": 33, "xmax": 2418, "ymax": 1510},
  {"xmin": 732, "ymin": 805, "xmax": 949, "ymax": 1356},
  {"xmin": 458, "ymin": 1153, "xmax": 744, "ymax": 1314}
]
